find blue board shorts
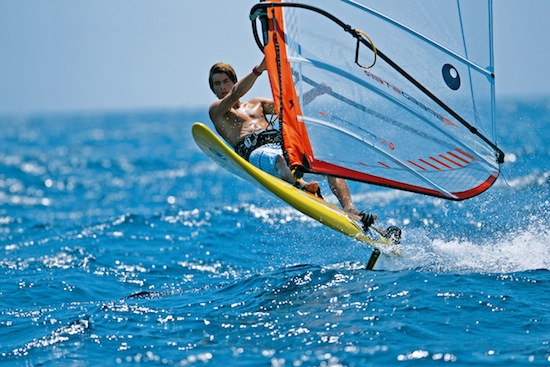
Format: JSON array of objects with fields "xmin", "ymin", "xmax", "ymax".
[{"xmin": 248, "ymin": 143, "xmax": 282, "ymax": 177}]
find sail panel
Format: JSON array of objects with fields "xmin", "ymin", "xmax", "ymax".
[{"xmin": 255, "ymin": 0, "xmax": 502, "ymax": 200}]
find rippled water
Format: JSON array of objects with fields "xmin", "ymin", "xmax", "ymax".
[{"xmin": 1, "ymin": 99, "xmax": 549, "ymax": 366}]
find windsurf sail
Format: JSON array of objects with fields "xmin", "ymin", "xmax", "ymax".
[{"xmin": 250, "ymin": 0, "xmax": 504, "ymax": 200}]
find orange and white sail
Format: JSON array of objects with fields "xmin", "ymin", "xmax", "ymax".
[{"xmin": 251, "ymin": 0, "xmax": 504, "ymax": 200}]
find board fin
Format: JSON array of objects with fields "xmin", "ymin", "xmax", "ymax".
[{"xmin": 365, "ymin": 248, "xmax": 381, "ymax": 270}]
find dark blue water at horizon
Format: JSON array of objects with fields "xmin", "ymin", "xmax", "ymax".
[{"xmin": 0, "ymin": 98, "xmax": 549, "ymax": 366}]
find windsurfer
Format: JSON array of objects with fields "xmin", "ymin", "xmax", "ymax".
[{"xmin": 208, "ymin": 57, "xmax": 376, "ymax": 229}]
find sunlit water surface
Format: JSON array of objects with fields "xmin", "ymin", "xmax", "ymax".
[{"xmin": 1, "ymin": 99, "xmax": 549, "ymax": 366}]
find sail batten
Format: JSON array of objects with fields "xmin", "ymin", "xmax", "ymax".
[{"xmin": 251, "ymin": 0, "xmax": 503, "ymax": 200}]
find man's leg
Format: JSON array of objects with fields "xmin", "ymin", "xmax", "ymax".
[
  {"xmin": 275, "ymin": 155, "xmax": 295, "ymax": 183},
  {"xmin": 328, "ymin": 176, "xmax": 377, "ymax": 230},
  {"xmin": 327, "ymin": 176, "xmax": 359, "ymax": 214},
  {"xmin": 275, "ymin": 155, "xmax": 319, "ymax": 195}
]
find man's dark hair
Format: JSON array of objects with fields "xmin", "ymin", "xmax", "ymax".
[{"xmin": 209, "ymin": 62, "xmax": 238, "ymax": 92}]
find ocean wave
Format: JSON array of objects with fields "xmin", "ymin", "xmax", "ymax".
[
  {"xmin": 401, "ymin": 221, "xmax": 550, "ymax": 273},
  {"xmin": 3, "ymin": 318, "xmax": 90, "ymax": 361}
]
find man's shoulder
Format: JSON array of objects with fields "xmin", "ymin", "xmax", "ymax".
[
  {"xmin": 209, "ymin": 99, "xmax": 229, "ymax": 122},
  {"xmin": 209, "ymin": 99, "xmax": 221, "ymax": 112}
]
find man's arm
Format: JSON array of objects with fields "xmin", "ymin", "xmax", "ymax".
[
  {"xmin": 209, "ymin": 58, "xmax": 267, "ymax": 123},
  {"xmin": 258, "ymin": 98, "xmax": 275, "ymax": 115}
]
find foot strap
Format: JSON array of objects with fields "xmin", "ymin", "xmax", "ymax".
[
  {"xmin": 360, "ymin": 211, "xmax": 376, "ymax": 231},
  {"xmin": 385, "ymin": 226, "xmax": 402, "ymax": 244}
]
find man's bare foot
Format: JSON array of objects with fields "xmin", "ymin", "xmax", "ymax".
[
  {"xmin": 296, "ymin": 180, "xmax": 323, "ymax": 198},
  {"xmin": 302, "ymin": 181, "xmax": 318, "ymax": 194}
]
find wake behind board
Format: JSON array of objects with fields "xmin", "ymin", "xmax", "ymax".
[{"xmin": 192, "ymin": 122, "xmax": 399, "ymax": 264}]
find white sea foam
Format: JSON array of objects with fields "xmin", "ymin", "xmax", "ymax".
[{"xmin": 398, "ymin": 220, "xmax": 550, "ymax": 273}]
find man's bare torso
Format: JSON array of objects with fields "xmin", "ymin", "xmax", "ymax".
[{"xmin": 211, "ymin": 98, "xmax": 272, "ymax": 148}]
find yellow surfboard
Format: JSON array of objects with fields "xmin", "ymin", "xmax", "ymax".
[{"xmin": 192, "ymin": 122, "xmax": 399, "ymax": 262}]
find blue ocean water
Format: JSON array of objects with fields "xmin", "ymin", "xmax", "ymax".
[{"xmin": 0, "ymin": 98, "xmax": 549, "ymax": 366}]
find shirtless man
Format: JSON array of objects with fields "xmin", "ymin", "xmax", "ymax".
[{"xmin": 208, "ymin": 57, "xmax": 376, "ymax": 229}]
